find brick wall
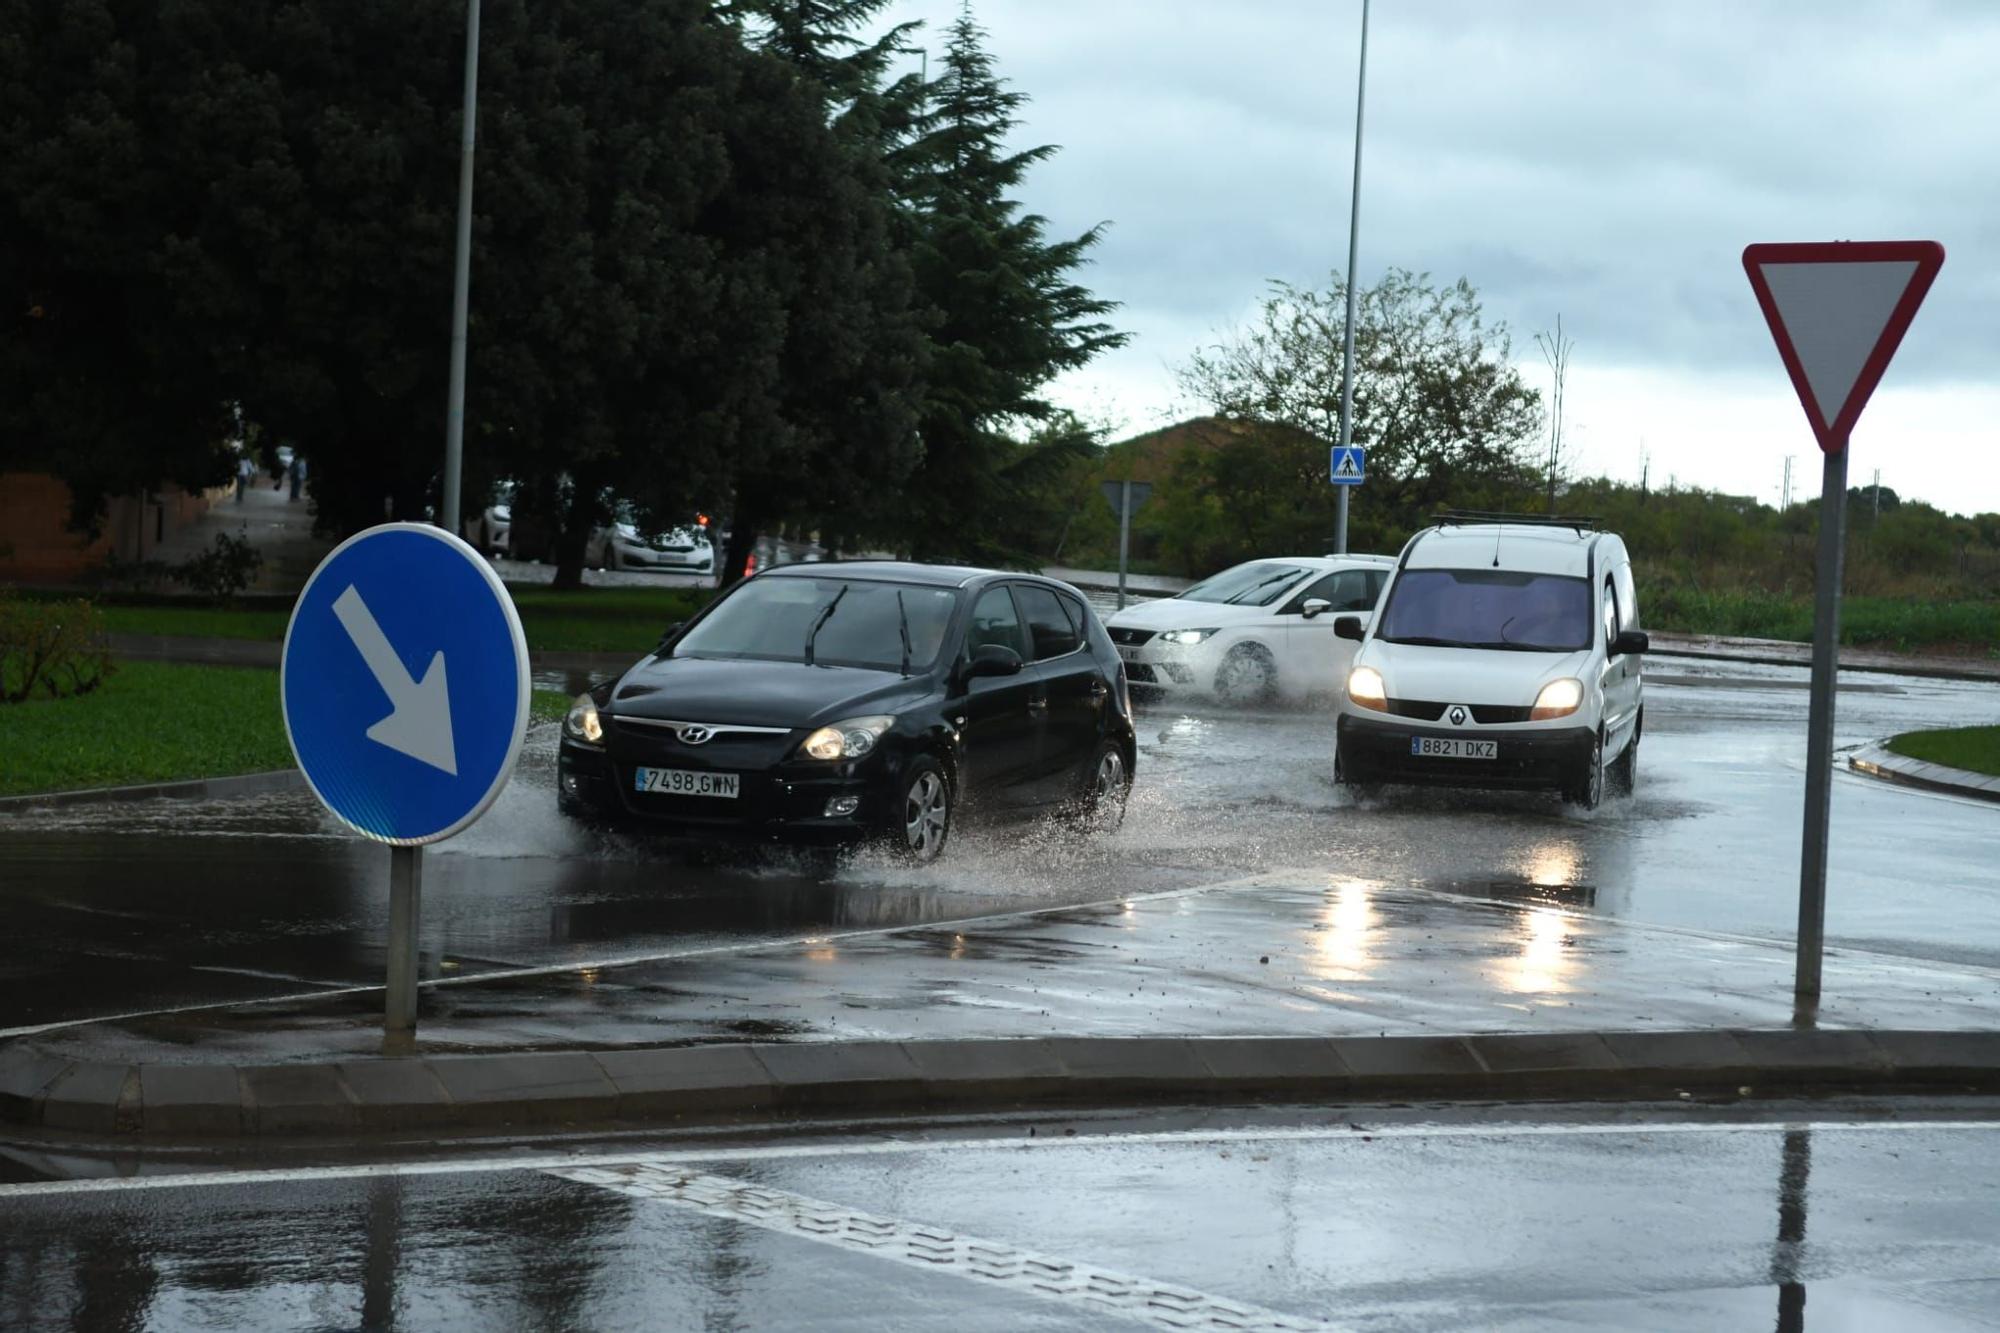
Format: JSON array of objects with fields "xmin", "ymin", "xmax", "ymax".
[{"xmin": 0, "ymin": 472, "xmax": 225, "ymax": 583}]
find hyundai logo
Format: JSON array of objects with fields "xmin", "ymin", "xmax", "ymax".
[
  {"xmin": 677, "ymin": 725, "xmax": 714, "ymax": 745},
  {"xmin": 1448, "ymin": 706, "xmax": 1467, "ymax": 726}
]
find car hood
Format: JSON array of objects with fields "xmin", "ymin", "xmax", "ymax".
[
  {"xmin": 1355, "ymin": 644, "xmax": 1592, "ymax": 706},
  {"xmin": 608, "ymin": 654, "xmax": 931, "ymax": 729},
  {"xmin": 1106, "ymin": 597, "xmax": 1281, "ymax": 632}
]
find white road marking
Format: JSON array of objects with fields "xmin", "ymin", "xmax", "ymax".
[
  {"xmin": 555, "ymin": 1162, "xmax": 1339, "ymax": 1331},
  {"xmin": 3, "ymin": 1116, "xmax": 1996, "ymax": 1201}
]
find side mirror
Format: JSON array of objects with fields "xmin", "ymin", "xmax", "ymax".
[
  {"xmin": 657, "ymin": 621, "xmax": 685, "ymax": 647},
  {"xmin": 965, "ymin": 643, "xmax": 1024, "ymax": 679},
  {"xmin": 1333, "ymin": 615, "xmax": 1367, "ymax": 642},
  {"xmin": 1611, "ymin": 629, "xmax": 1649, "ymax": 657},
  {"xmin": 1300, "ymin": 598, "xmax": 1332, "ymax": 620}
]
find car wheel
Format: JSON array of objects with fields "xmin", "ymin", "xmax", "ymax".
[
  {"xmin": 1563, "ymin": 732, "xmax": 1605, "ymax": 810},
  {"xmin": 1074, "ymin": 739, "xmax": 1131, "ymax": 832},
  {"xmin": 898, "ymin": 758, "xmax": 952, "ymax": 863},
  {"xmin": 1213, "ymin": 644, "xmax": 1277, "ymax": 706},
  {"xmin": 1334, "ymin": 742, "xmax": 1380, "ymax": 800}
]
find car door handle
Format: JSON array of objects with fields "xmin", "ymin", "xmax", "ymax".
[{"xmin": 1089, "ymin": 679, "xmax": 1108, "ymax": 702}]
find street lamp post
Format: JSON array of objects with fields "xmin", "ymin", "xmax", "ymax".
[
  {"xmin": 441, "ymin": 0, "xmax": 481, "ymax": 537},
  {"xmin": 1333, "ymin": 0, "xmax": 1370, "ymax": 556}
]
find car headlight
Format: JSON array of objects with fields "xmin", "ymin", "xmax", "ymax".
[
  {"xmin": 1531, "ymin": 678, "xmax": 1585, "ymax": 721},
  {"xmin": 1346, "ymin": 666, "xmax": 1387, "ymax": 710},
  {"xmin": 1158, "ymin": 628, "xmax": 1219, "ymax": 645},
  {"xmin": 801, "ymin": 715, "xmax": 895, "ymax": 761},
  {"xmin": 564, "ymin": 694, "xmax": 604, "ymax": 745}
]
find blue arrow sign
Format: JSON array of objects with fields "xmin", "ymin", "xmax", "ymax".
[
  {"xmin": 1330, "ymin": 446, "xmax": 1366, "ymax": 485},
  {"xmin": 282, "ymin": 523, "xmax": 529, "ymax": 845}
]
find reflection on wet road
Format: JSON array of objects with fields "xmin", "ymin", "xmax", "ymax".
[{"xmin": 1, "ymin": 658, "xmax": 1996, "ymax": 1031}]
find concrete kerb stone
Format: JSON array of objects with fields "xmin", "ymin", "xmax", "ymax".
[
  {"xmin": 1849, "ymin": 744, "xmax": 2000, "ymax": 806},
  {"xmin": 0, "ymin": 768, "xmax": 305, "ymax": 812},
  {"xmin": 5, "ymin": 1030, "xmax": 2000, "ymax": 1143}
]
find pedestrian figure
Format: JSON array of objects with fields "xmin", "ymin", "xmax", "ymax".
[
  {"xmin": 236, "ymin": 453, "xmax": 254, "ymax": 504},
  {"xmin": 288, "ymin": 454, "xmax": 305, "ymax": 502}
]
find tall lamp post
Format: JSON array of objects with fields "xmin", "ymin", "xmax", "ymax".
[
  {"xmin": 441, "ymin": 0, "xmax": 481, "ymax": 536},
  {"xmin": 1333, "ymin": 0, "xmax": 1370, "ymax": 555}
]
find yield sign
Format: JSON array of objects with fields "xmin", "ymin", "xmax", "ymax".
[{"xmin": 1742, "ymin": 241, "xmax": 1944, "ymax": 454}]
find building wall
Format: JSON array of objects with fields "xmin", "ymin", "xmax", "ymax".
[{"xmin": 0, "ymin": 472, "xmax": 225, "ymax": 583}]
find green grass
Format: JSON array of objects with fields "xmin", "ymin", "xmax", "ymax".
[
  {"xmin": 1642, "ymin": 587, "xmax": 2000, "ymax": 654},
  {"xmin": 93, "ymin": 584, "xmax": 713, "ymax": 655},
  {"xmin": 0, "ymin": 663, "xmax": 576, "ymax": 797},
  {"xmin": 1886, "ymin": 726, "xmax": 2000, "ymax": 778}
]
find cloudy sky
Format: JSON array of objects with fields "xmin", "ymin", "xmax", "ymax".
[{"xmin": 875, "ymin": 0, "xmax": 2000, "ymax": 513}]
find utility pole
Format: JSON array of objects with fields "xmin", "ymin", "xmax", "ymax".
[
  {"xmin": 1332, "ymin": 0, "xmax": 1370, "ymax": 556},
  {"xmin": 1872, "ymin": 467, "xmax": 1882, "ymax": 525},
  {"xmin": 440, "ymin": 0, "xmax": 481, "ymax": 537},
  {"xmin": 1782, "ymin": 455, "xmax": 1793, "ymax": 511}
]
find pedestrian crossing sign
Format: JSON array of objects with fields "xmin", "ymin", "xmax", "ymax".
[{"xmin": 1330, "ymin": 446, "xmax": 1366, "ymax": 485}]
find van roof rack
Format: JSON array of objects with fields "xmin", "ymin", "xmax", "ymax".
[{"xmin": 1431, "ymin": 509, "xmax": 1599, "ymax": 535}]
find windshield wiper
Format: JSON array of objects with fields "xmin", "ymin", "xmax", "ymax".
[
  {"xmin": 1224, "ymin": 571, "xmax": 1301, "ymax": 605},
  {"xmin": 1378, "ymin": 634, "xmax": 1466, "ymax": 647},
  {"xmin": 896, "ymin": 590, "xmax": 912, "ymax": 676},
  {"xmin": 803, "ymin": 586, "xmax": 848, "ymax": 667}
]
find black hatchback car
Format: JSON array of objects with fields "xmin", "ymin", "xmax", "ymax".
[{"xmin": 557, "ymin": 562, "xmax": 1137, "ymax": 860}]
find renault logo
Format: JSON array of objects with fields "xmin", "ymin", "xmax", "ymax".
[
  {"xmin": 1448, "ymin": 706, "xmax": 1468, "ymax": 727},
  {"xmin": 677, "ymin": 725, "xmax": 714, "ymax": 745}
]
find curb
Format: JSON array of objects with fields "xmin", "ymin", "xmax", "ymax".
[
  {"xmin": 0, "ymin": 769, "xmax": 306, "ymax": 813},
  {"xmin": 4, "ymin": 1030, "xmax": 1998, "ymax": 1143},
  {"xmin": 1849, "ymin": 744, "xmax": 2000, "ymax": 805},
  {"xmin": 1645, "ymin": 634, "xmax": 2000, "ymax": 684}
]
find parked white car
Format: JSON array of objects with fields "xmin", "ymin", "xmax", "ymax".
[
  {"xmin": 1332, "ymin": 516, "xmax": 1647, "ymax": 809},
  {"xmin": 1105, "ymin": 555, "xmax": 1394, "ymax": 704},
  {"xmin": 587, "ymin": 522, "xmax": 714, "ymax": 574}
]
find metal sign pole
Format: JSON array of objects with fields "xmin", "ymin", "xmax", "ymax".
[
  {"xmin": 1116, "ymin": 480, "xmax": 1132, "ymax": 611},
  {"xmin": 1795, "ymin": 443, "xmax": 1849, "ymax": 1008},
  {"xmin": 1332, "ymin": 0, "xmax": 1370, "ymax": 558},
  {"xmin": 386, "ymin": 845, "xmax": 423, "ymax": 1034}
]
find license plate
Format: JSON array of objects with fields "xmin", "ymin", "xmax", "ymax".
[
  {"xmin": 1411, "ymin": 737, "xmax": 1497, "ymax": 760},
  {"xmin": 633, "ymin": 767, "xmax": 740, "ymax": 797},
  {"xmin": 1117, "ymin": 646, "xmax": 1140, "ymax": 663}
]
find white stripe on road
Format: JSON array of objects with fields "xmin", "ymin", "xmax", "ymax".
[
  {"xmin": 554, "ymin": 1161, "xmax": 1339, "ymax": 1332},
  {"xmin": 4, "ymin": 1115, "xmax": 1997, "ymax": 1200}
]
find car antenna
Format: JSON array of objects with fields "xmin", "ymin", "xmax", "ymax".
[
  {"xmin": 1492, "ymin": 523, "xmax": 1503, "ymax": 568},
  {"xmin": 803, "ymin": 585, "xmax": 848, "ymax": 667},
  {"xmin": 896, "ymin": 589, "xmax": 912, "ymax": 677}
]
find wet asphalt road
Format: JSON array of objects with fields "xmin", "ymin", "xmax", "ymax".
[
  {"xmin": 5, "ymin": 1098, "xmax": 1999, "ymax": 1331},
  {"xmin": 2, "ymin": 658, "xmax": 1997, "ymax": 1037}
]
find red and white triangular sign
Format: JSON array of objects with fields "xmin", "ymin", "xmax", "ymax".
[{"xmin": 1742, "ymin": 241, "xmax": 1943, "ymax": 454}]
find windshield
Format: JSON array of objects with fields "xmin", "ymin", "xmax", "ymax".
[
  {"xmin": 1376, "ymin": 569, "xmax": 1594, "ymax": 651},
  {"xmin": 675, "ymin": 577, "xmax": 958, "ymax": 671},
  {"xmin": 1177, "ymin": 562, "xmax": 1313, "ymax": 607}
]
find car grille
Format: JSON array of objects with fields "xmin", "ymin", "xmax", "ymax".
[
  {"xmin": 1382, "ymin": 699, "xmax": 1533, "ymax": 724},
  {"xmin": 1109, "ymin": 627, "xmax": 1155, "ymax": 646},
  {"xmin": 1125, "ymin": 663, "xmax": 1158, "ymax": 683}
]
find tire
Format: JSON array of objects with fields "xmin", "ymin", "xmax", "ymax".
[
  {"xmin": 1563, "ymin": 731, "xmax": 1605, "ymax": 810},
  {"xmin": 1334, "ymin": 742, "xmax": 1380, "ymax": 800},
  {"xmin": 896, "ymin": 757, "xmax": 952, "ymax": 863},
  {"xmin": 1608, "ymin": 724, "xmax": 1638, "ymax": 797},
  {"xmin": 1074, "ymin": 738, "xmax": 1132, "ymax": 832},
  {"xmin": 1213, "ymin": 644, "xmax": 1277, "ymax": 706}
]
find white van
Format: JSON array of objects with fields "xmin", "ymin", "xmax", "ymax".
[{"xmin": 1331, "ymin": 515, "xmax": 1646, "ymax": 808}]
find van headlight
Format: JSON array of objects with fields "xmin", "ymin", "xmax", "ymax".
[
  {"xmin": 802, "ymin": 715, "xmax": 895, "ymax": 761},
  {"xmin": 1346, "ymin": 666, "xmax": 1388, "ymax": 711},
  {"xmin": 1159, "ymin": 628, "xmax": 1219, "ymax": 645},
  {"xmin": 564, "ymin": 694, "xmax": 604, "ymax": 745},
  {"xmin": 1531, "ymin": 678, "xmax": 1584, "ymax": 721}
]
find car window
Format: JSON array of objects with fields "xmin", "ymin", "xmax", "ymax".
[
  {"xmin": 1375, "ymin": 569, "xmax": 1594, "ymax": 652},
  {"xmin": 1013, "ymin": 584, "xmax": 1082, "ymax": 660},
  {"xmin": 1289, "ymin": 569, "xmax": 1377, "ymax": 614},
  {"xmin": 1364, "ymin": 569, "xmax": 1388, "ymax": 605},
  {"xmin": 676, "ymin": 577, "xmax": 958, "ymax": 671},
  {"xmin": 1057, "ymin": 592, "xmax": 1094, "ymax": 643},
  {"xmin": 1603, "ymin": 578, "xmax": 1620, "ymax": 649},
  {"xmin": 966, "ymin": 585, "xmax": 1032, "ymax": 661},
  {"xmin": 1614, "ymin": 562, "xmax": 1640, "ymax": 630},
  {"xmin": 1177, "ymin": 561, "xmax": 1313, "ymax": 606}
]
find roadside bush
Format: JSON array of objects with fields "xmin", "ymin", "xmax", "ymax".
[
  {"xmin": 0, "ymin": 594, "xmax": 115, "ymax": 702},
  {"xmin": 172, "ymin": 532, "xmax": 263, "ymax": 601}
]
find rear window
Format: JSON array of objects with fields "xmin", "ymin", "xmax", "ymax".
[
  {"xmin": 1376, "ymin": 569, "xmax": 1593, "ymax": 652},
  {"xmin": 1014, "ymin": 584, "xmax": 1083, "ymax": 660}
]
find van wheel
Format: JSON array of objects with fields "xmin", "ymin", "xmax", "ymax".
[
  {"xmin": 1563, "ymin": 733, "xmax": 1605, "ymax": 810},
  {"xmin": 1214, "ymin": 644, "xmax": 1276, "ymax": 706},
  {"xmin": 1608, "ymin": 728, "xmax": 1638, "ymax": 796},
  {"xmin": 1335, "ymin": 742, "xmax": 1379, "ymax": 800}
]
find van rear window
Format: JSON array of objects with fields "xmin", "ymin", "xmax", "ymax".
[{"xmin": 1376, "ymin": 569, "xmax": 1593, "ymax": 652}]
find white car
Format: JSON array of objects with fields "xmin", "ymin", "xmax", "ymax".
[
  {"xmin": 1333, "ymin": 516, "xmax": 1647, "ymax": 809},
  {"xmin": 1106, "ymin": 555, "xmax": 1394, "ymax": 704},
  {"xmin": 587, "ymin": 522, "xmax": 714, "ymax": 574}
]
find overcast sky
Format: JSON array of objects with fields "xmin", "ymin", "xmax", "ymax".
[{"xmin": 875, "ymin": 0, "xmax": 2000, "ymax": 514}]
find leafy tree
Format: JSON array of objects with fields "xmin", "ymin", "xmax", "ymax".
[{"xmin": 1178, "ymin": 269, "xmax": 1543, "ymax": 540}]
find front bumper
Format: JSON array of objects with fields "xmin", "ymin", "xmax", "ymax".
[
  {"xmin": 557, "ymin": 738, "xmax": 895, "ymax": 842},
  {"xmin": 1336, "ymin": 712, "xmax": 1594, "ymax": 791},
  {"xmin": 617, "ymin": 545, "xmax": 714, "ymax": 571},
  {"xmin": 1115, "ymin": 640, "xmax": 1222, "ymax": 696}
]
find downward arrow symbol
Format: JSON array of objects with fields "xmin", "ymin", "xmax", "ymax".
[{"xmin": 332, "ymin": 584, "xmax": 458, "ymax": 776}]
